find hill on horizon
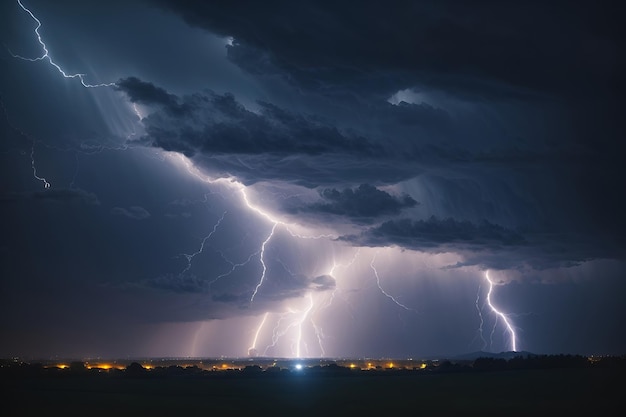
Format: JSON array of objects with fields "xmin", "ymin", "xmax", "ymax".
[{"xmin": 447, "ymin": 350, "xmax": 540, "ymax": 361}]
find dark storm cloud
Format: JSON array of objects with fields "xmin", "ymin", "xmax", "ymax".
[
  {"xmin": 113, "ymin": 74, "xmax": 626, "ymax": 268},
  {"xmin": 378, "ymin": 100, "xmax": 451, "ymax": 129},
  {"xmin": 137, "ymin": 273, "xmax": 207, "ymax": 293},
  {"xmin": 116, "ymin": 78, "xmax": 379, "ymax": 157},
  {"xmin": 0, "ymin": 188, "xmax": 100, "ymax": 205},
  {"xmin": 149, "ymin": 0, "xmax": 625, "ymax": 187},
  {"xmin": 211, "ymin": 292, "xmax": 243, "ymax": 304},
  {"xmin": 115, "ymin": 78, "xmax": 420, "ymax": 185},
  {"xmin": 153, "ymin": 0, "xmax": 624, "ymax": 99},
  {"xmin": 299, "ymin": 184, "xmax": 418, "ymax": 222},
  {"xmin": 443, "ymin": 234, "xmax": 620, "ymax": 272},
  {"xmin": 343, "ymin": 216, "xmax": 525, "ymax": 251},
  {"xmin": 111, "ymin": 205, "xmax": 151, "ymax": 220},
  {"xmin": 114, "ymin": 77, "xmax": 179, "ymax": 108},
  {"xmin": 133, "ymin": 269, "xmax": 335, "ymax": 312},
  {"xmin": 342, "ymin": 216, "xmax": 626, "ymax": 270}
]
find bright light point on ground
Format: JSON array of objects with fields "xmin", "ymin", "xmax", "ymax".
[{"xmin": 295, "ymin": 364, "xmax": 303, "ymax": 370}]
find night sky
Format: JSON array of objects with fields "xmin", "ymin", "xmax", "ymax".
[{"xmin": 1, "ymin": 0, "xmax": 624, "ymax": 360}]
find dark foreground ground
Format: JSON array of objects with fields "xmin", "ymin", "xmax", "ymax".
[{"xmin": 2, "ymin": 367, "xmax": 623, "ymax": 416}]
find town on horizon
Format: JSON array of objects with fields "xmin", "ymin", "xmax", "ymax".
[{"xmin": 3, "ymin": 350, "xmax": 622, "ymax": 375}]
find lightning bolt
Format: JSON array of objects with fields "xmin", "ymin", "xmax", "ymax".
[
  {"xmin": 294, "ymin": 293, "xmax": 314, "ymax": 358},
  {"xmin": 259, "ymin": 293, "xmax": 317, "ymax": 358},
  {"xmin": 168, "ymin": 153, "xmax": 336, "ymax": 304},
  {"xmin": 180, "ymin": 211, "xmax": 227, "ymax": 275},
  {"xmin": 29, "ymin": 142, "xmax": 50, "ymax": 189},
  {"xmin": 328, "ymin": 248, "xmax": 361, "ymax": 279},
  {"xmin": 326, "ymin": 248, "xmax": 360, "ymax": 307},
  {"xmin": 6, "ymin": 1, "xmax": 144, "ymax": 192},
  {"xmin": 132, "ymin": 103, "xmax": 144, "ymax": 121},
  {"xmin": 471, "ymin": 283, "xmax": 488, "ymax": 351},
  {"xmin": 263, "ymin": 309, "xmax": 297, "ymax": 356},
  {"xmin": 1, "ymin": 96, "xmax": 51, "ymax": 189},
  {"xmin": 239, "ymin": 188, "xmax": 335, "ymax": 241},
  {"xmin": 208, "ymin": 249, "xmax": 259, "ymax": 286},
  {"xmin": 2, "ymin": 95, "xmax": 141, "ymax": 194},
  {"xmin": 249, "ymin": 224, "xmax": 278, "ymax": 302},
  {"xmin": 248, "ymin": 312, "xmax": 269, "ymax": 356},
  {"xmin": 309, "ymin": 315, "xmax": 326, "ymax": 357},
  {"xmin": 10, "ymin": 0, "xmax": 116, "ymax": 88},
  {"xmin": 263, "ymin": 249, "xmax": 363, "ymax": 357},
  {"xmin": 484, "ymin": 270, "xmax": 517, "ymax": 352},
  {"xmin": 370, "ymin": 252, "xmax": 416, "ymax": 312}
]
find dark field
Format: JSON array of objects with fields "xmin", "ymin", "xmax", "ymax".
[{"xmin": 2, "ymin": 367, "xmax": 623, "ymax": 416}]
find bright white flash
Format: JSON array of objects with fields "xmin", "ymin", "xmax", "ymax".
[
  {"xmin": 11, "ymin": 0, "xmax": 115, "ymax": 88},
  {"xmin": 484, "ymin": 270, "xmax": 517, "ymax": 352}
]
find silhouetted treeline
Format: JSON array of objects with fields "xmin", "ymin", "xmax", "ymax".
[{"xmin": 472, "ymin": 354, "xmax": 625, "ymax": 371}]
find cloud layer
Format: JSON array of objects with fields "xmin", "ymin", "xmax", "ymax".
[{"xmin": 2, "ymin": 0, "xmax": 625, "ymax": 358}]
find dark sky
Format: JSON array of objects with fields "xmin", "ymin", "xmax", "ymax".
[{"xmin": 1, "ymin": 0, "xmax": 624, "ymax": 360}]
